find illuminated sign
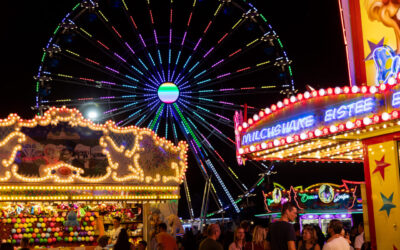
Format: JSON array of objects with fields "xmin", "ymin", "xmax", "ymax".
[
  {"xmin": 324, "ymin": 98, "xmax": 375, "ymax": 122},
  {"xmin": 299, "ymin": 193, "xmax": 318, "ymax": 203},
  {"xmin": 242, "ymin": 115, "xmax": 315, "ymax": 145},
  {"xmin": 318, "ymin": 184, "xmax": 335, "ymax": 204},
  {"xmin": 392, "ymin": 91, "xmax": 400, "ymax": 107},
  {"xmin": 272, "ymin": 188, "xmax": 282, "ymax": 204},
  {"xmin": 333, "ymin": 193, "xmax": 350, "ymax": 203}
]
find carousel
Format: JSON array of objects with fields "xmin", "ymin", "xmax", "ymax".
[{"xmin": 0, "ymin": 107, "xmax": 188, "ymax": 249}]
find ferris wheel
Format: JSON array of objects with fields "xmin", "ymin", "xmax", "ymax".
[{"xmin": 35, "ymin": 0, "xmax": 294, "ymax": 217}]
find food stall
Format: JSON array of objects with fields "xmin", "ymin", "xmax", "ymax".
[
  {"xmin": 0, "ymin": 107, "xmax": 188, "ymax": 248},
  {"xmin": 256, "ymin": 181, "xmax": 363, "ymax": 234},
  {"xmin": 235, "ymin": 81, "xmax": 400, "ymax": 248}
]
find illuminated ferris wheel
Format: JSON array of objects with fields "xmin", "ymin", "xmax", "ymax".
[{"xmin": 35, "ymin": 0, "xmax": 294, "ymax": 217}]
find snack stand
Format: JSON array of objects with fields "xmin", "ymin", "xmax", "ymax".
[
  {"xmin": 0, "ymin": 107, "xmax": 188, "ymax": 249},
  {"xmin": 256, "ymin": 181, "xmax": 363, "ymax": 234},
  {"xmin": 235, "ymin": 81, "xmax": 400, "ymax": 248}
]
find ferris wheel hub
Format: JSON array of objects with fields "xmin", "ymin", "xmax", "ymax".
[{"xmin": 157, "ymin": 82, "xmax": 180, "ymax": 104}]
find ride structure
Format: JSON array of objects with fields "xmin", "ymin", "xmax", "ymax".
[{"xmin": 34, "ymin": 0, "xmax": 294, "ymax": 217}]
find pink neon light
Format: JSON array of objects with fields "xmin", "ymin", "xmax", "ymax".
[
  {"xmin": 181, "ymin": 31, "xmax": 187, "ymax": 46},
  {"xmin": 153, "ymin": 29, "xmax": 159, "ymax": 44},
  {"xmin": 236, "ymin": 67, "xmax": 251, "ymax": 72},
  {"xmin": 125, "ymin": 42, "xmax": 135, "ymax": 55},
  {"xmin": 194, "ymin": 38, "xmax": 202, "ymax": 51},
  {"xmin": 129, "ymin": 16, "xmax": 138, "ymax": 29},
  {"xmin": 85, "ymin": 58, "xmax": 100, "ymax": 65},
  {"xmin": 79, "ymin": 77, "xmax": 95, "ymax": 82},
  {"xmin": 211, "ymin": 59, "xmax": 224, "ymax": 68},
  {"xmin": 229, "ymin": 49, "xmax": 242, "ymax": 57},
  {"xmin": 111, "ymin": 26, "xmax": 122, "ymax": 38},
  {"xmin": 204, "ymin": 21, "xmax": 212, "ymax": 34},
  {"xmin": 149, "ymin": 10, "xmax": 154, "ymax": 24},
  {"xmin": 139, "ymin": 34, "xmax": 147, "ymax": 47},
  {"xmin": 97, "ymin": 40, "xmax": 109, "ymax": 50},
  {"xmin": 203, "ymin": 47, "xmax": 214, "ymax": 58},
  {"xmin": 114, "ymin": 53, "xmax": 126, "ymax": 63},
  {"xmin": 217, "ymin": 73, "xmax": 230, "ymax": 79},
  {"xmin": 219, "ymin": 101, "xmax": 234, "ymax": 105},
  {"xmin": 218, "ymin": 33, "xmax": 228, "ymax": 44},
  {"xmin": 187, "ymin": 12, "xmax": 193, "ymax": 26}
]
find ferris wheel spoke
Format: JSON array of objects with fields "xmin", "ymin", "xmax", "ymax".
[
  {"xmin": 92, "ymin": 8, "xmax": 164, "ymax": 84},
  {"xmin": 64, "ymin": 21, "xmax": 160, "ymax": 86},
  {"xmin": 191, "ymin": 60, "xmax": 275, "ymax": 91},
  {"xmin": 197, "ymin": 140, "xmax": 247, "ymax": 194},
  {"xmin": 169, "ymin": 0, "xmax": 199, "ymax": 81},
  {"xmin": 179, "ymin": 94, "xmax": 243, "ymax": 112},
  {"xmin": 133, "ymin": 99, "xmax": 160, "ymax": 127},
  {"xmin": 185, "ymin": 120, "xmax": 246, "ymax": 194},
  {"xmin": 170, "ymin": 106, "xmax": 232, "ymax": 211},
  {"xmin": 172, "ymin": 2, "xmax": 225, "ymax": 82},
  {"xmin": 174, "ymin": 15, "xmax": 248, "ymax": 84},
  {"xmin": 118, "ymin": 1, "xmax": 167, "ymax": 83},
  {"xmin": 171, "ymin": 112, "xmax": 224, "ymax": 212},
  {"xmin": 184, "ymin": 110, "xmax": 235, "ymax": 147},
  {"xmin": 197, "ymin": 86, "xmax": 281, "ymax": 98},
  {"xmin": 41, "ymin": 75, "xmax": 140, "ymax": 98},
  {"xmin": 179, "ymin": 37, "xmax": 265, "ymax": 85},
  {"xmin": 177, "ymin": 99, "xmax": 232, "ymax": 130},
  {"xmin": 56, "ymin": 49, "xmax": 157, "ymax": 91},
  {"xmin": 44, "ymin": 69, "xmax": 155, "ymax": 94},
  {"xmin": 166, "ymin": 0, "xmax": 174, "ymax": 81},
  {"xmin": 102, "ymin": 96, "xmax": 159, "ymax": 120},
  {"xmin": 176, "ymin": 101, "xmax": 235, "ymax": 148},
  {"xmin": 144, "ymin": 0, "xmax": 167, "ymax": 82}
]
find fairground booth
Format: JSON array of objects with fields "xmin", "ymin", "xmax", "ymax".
[
  {"xmin": 254, "ymin": 181, "xmax": 363, "ymax": 236},
  {"xmin": 0, "ymin": 107, "xmax": 187, "ymax": 249},
  {"xmin": 235, "ymin": 0, "xmax": 400, "ymax": 248}
]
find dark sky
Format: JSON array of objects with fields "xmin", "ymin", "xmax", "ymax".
[
  {"xmin": 1, "ymin": 0, "xmax": 349, "ymax": 118},
  {"xmin": 1, "ymin": 1, "xmax": 363, "ymax": 216}
]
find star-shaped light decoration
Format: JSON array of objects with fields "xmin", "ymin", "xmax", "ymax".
[
  {"xmin": 365, "ymin": 38, "xmax": 385, "ymax": 61},
  {"xmin": 373, "ymin": 155, "xmax": 391, "ymax": 180},
  {"xmin": 379, "ymin": 192, "xmax": 396, "ymax": 216}
]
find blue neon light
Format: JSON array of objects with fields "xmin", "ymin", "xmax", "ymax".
[
  {"xmin": 373, "ymin": 46, "xmax": 400, "ymax": 85},
  {"xmin": 324, "ymin": 98, "xmax": 375, "ymax": 122},
  {"xmin": 392, "ymin": 91, "xmax": 400, "ymax": 107},
  {"xmin": 242, "ymin": 115, "xmax": 315, "ymax": 145}
]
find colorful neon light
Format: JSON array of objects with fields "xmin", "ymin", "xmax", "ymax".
[
  {"xmin": 324, "ymin": 98, "xmax": 375, "ymax": 122},
  {"xmin": 242, "ymin": 115, "xmax": 314, "ymax": 145},
  {"xmin": 158, "ymin": 82, "xmax": 179, "ymax": 104}
]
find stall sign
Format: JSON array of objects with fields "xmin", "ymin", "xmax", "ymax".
[{"xmin": 240, "ymin": 84, "xmax": 400, "ymax": 148}]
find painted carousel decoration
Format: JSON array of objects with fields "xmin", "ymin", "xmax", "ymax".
[{"xmin": 0, "ymin": 107, "xmax": 188, "ymax": 201}]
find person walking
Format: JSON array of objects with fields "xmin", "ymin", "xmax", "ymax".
[
  {"xmin": 354, "ymin": 223, "xmax": 364, "ymax": 250},
  {"xmin": 322, "ymin": 220, "xmax": 350, "ymax": 250},
  {"xmin": 266, "ymin": 202, "xmax": 297, "ymax": 250},
  {"xmin": 113, "ymin": 228, "xmax": 134, "ymax": 250},
  {"xmin": 109, "ymin": 216, "xmax": 123, "ymax": 245},
  {"xmin": 297, "ymin": 225, "xmax": 321, "ymax": 250},
  {"xmin": 156, "ymin": 222, "xmax": 178, "ymax": 250},
  {"xmin": 199, "ymin": 223, "xmax": 223, "ymax": 250},
  {"xmin": 229, "ymin": 226, "xmax": 246, "ymax": 250}
]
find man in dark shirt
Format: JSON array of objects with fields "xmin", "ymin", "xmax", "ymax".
[
  {"xmin": 199, "ymin": 223, "xmax": 223, "ymax": 250},
  {"xmin": 266, "ymin": 202, "xmax": 297, "ymax": 250}
]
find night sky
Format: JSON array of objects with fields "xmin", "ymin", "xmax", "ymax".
[{"xmin": 1, "ymin": 0, "xmax": 363, "ymax": 217}]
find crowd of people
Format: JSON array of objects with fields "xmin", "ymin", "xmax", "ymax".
[
  {"xmin": 189, "ymin": 203, "xmax": 367, "ymax": 250},
  {"xmin": 0, "ymin": 203, "xmax": 367, "ymax": 250}
]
